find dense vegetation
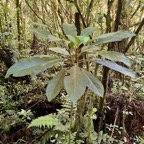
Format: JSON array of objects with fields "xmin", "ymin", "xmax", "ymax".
[{"xmin": 0, "ymin": 0, "xmax": 144, "ymax": 144}]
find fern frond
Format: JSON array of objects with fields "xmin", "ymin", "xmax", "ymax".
[
  {"xmin": 40, "ymin": 130, "xmax": 60, "ymax": 144},
  {"xmin": 54, "ymin": 122, "xmax": 70, "ymax": 132},
  {"xmin": 61, "ymin": 97, "xmax": 77, "ymax": 112},
  {"xmin": 28, "ymin": 114, "xmax": 60, "ymax": 128}
]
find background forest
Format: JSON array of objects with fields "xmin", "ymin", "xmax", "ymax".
[{"xmin": 0, "ymin": 0, "xmax": 144, "ymax": 144}]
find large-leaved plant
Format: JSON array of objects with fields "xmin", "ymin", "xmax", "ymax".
[{"xmin": 5, "ymin": 23, "xmax": 136, "ymax": 103}]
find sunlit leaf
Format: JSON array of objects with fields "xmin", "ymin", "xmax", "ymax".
[
  {"xmin": 66, "ymin": 35, "xmax": 80, "ymax": 45},
  {"xmin": 91, "ymin": 31, "xmax": 135, "ymax": 45},
  {"xmin": 77, "ymin": 36, "xmax": 90, "ymax": 45},
  {"xmin": 82, "ymin": 69, "xmax": 104, "ymax": 97},
  {"xmin": 49, "ymin": 47, "xmax": 70, "ymax": 56},
  {"xmin": 98, "ymin": 50, "xmax": 131, "ymax": 67},
  {"xmin": 93, "ymin": 58, "xmax": 137, "ymax": 78},
  {"xmin": 81, "ymin": 27, "xmax": 96, "ymax": 36},
  {"xmin": 62, "ymin": 23, "xmax": 77, "ymax": 36},
  {"xmin": 5, "ymin": 56, "xmax": 62, "ymax": 77},
  {"xmin": 46, "ymin": 69, "xmax": 65, "ymax": 101},
  {"xmin": 66, "ymin": 35, "xmax": 90, "ymax": 46},
  {"xmin": 64, "ymin": 65, "xmax": 87, "ymax": 103}
]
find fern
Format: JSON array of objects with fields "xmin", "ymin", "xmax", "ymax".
[
  {"xmin": 40, "ymin": 130, "xmax": 61, "ymax": 144},
  {"xmin": 57, "ymin": 96, "xmax": 77, "ymax": 124},
  {"xmin": 28, "ymin": 114, "xmax": 60, "ymax": 128},
  {"xmin": 28, "ymin": 98, "xmax": 78, "ymax": 144}
]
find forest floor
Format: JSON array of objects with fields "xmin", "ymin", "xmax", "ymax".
[{"xmin": 0, "ymin": 73, "xmax": 144, "ymax": 144}]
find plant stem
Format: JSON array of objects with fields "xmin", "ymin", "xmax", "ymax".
[
  {"xmin": 87, "ymin": 93, "xmax": 94, "ymax": 144},
  {"xmin": 99, "ymin": 67, "xmax": 109, "ymax": 116},
  {"xmin": 69, "ymin": 103, "xmax": 73, "ymax": 144},
  {"xmin": 74, "ymin": 89, "xmax": 87, "ymax": 139}
]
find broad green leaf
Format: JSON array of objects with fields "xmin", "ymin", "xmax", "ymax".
[
  {"xmin": 98, "ymin": 50, "xmax": 131, "ymax": 67},
  {"xmin": 81, "ymin": 45, "xmax": 101, "ymax": 53},
  {"xmin": 30, "ymin": 28, "xmax": 50, "ymax": 39},
  {"xmin": 30, "ymin": 28, "xmax": 62, "ymax": 42},
  {"xmin": 66, "ymin": 35, "xmax": 90, "ymax": 46},
  {"xmin": 49, "ymin": 47, "xmax": 70, "ymax": 56},
  {"xmin": 77, "ymin": 36, "xmax": 90, "ymax": 45},
  {"xmin": 5, "ymin": 56, "xmax": 62, "ymax": 77},
  {"xmin": 47, "ymin": 35, "xmax": 62, "ymax": 42},
  {"xmin": 82, "ymin": 69, "xmax": 104, "ymax": 97},
  {"xmin": 64, "ymin": 65, "xmax": 87, "ymax": 103},
  {"xmin": 81, "ymin": 27, "xmax": 96, "ymax": 36},
  {"xmin": 62, "ymin": 23, "xmax": 77, "ymax": 36},
  {"xmin": 67, "ymin": 35, "xmax": 81, "ymax": 46},
  {"xmin": 46, "ymin": 69, "xmax": 65, "ymax": 101},
  {"xmin": 91, "ymin": 31, "xmax": 135, "ymax": 45},
  {"xmin": 94, "ymin": 59, "xmax": 137, "ymax": 78}
]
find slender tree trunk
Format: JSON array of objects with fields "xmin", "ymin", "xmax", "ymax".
[
  {"xmin": 16, "ymin": 0, "xmax": 21, "ymax": 50},
  {"xmin": 99, "ymin": 0, "xmax": 124, "ymax": 127}
]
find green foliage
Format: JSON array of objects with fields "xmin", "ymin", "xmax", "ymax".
[
  {"xmin": 62, "ymin": 23, "xmax": 77, "ymax": 36},
  {"xmin": 30, "ymin": 28, "xmax": 62, "ymax": 42},
  {"xmin": 5, "ymin": 24, "xmax": 136, "ymax": 103},
  {"xmin": 0, "ymin": 32, "xmax": 12, "ymax": 40},
  {"xmin": 1, "ymin": 1, "xmax": 143, "ymax": 143},
  {"xmin": 82, "ymin": 69, "xmax": 104, "ymax": 97},
  {"xmin": 98, "ymin": 50, "xmax": 131, "ymax": 67},
  {"xmin": 95, "ymin": 59, "xmax": 136, "ymax": 78},
  {"xmin": 80, "ymin": 27, "xmax": 96, "ymax": 36},
  {"xmin": 64, "ymin": 65, "xmax": 87, "ymax": 103},
  {"xmin": 5, "ymin": 23, "xmax": 137, "ymax": 143},
  {"xmin": 30, "ymin": 98, "xmax": 125, "ymax": 144},
  {"xmin": 134, "ymin": 136, "xmax": 144, "ymax": 144},
  {"xmin": 28, "ymin": 98, "xmax": 76, "ymax": 143},
  {"xmin": 28, "ymin": 114, "xmax": 60, "ymax": 128},
  {"xmin": 80, "ymin": 130, "xmax": 124, "ymax": 144},
  {"xmin": 30, "ymin": 28, "xmax": 51, "ymax": 39},
  {"xmin": 91, "ymin": 31, "xmax": 135, "ymax": 45},
  {"xmin": 46, "ymin": 69, "xmax": 65, "ymax": 101},
  {"xmin": 0, "ymin": 85, "xmax": 5, "ymax": 96},
  {"xmin": 0, "ymin": 110, "xmax": 26, "ymax": 133},
  {"xmin": 0, "ymin": 82, "xmax": 24, "ymax": 111},
  {"xmin": 18, "ymin": 109, "xmax": 33, "ymax": 121},
  {"xmin": 49, "ymin": 47, "xmax": 70, "ymax": 56},
  {"xmin": 5, "ymin": 56, "xmax": 62, "ymax": 77}
]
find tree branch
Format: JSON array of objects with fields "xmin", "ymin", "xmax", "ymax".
[
  {"xmin": 86, "ymin": 0, "xmax": 94, "ymax": 26},
  {"xmin": 114, "ymin": 0, "xmax": 123, "ymax": 31},
  {"xmin": 25, "ymin": 0, "xmax": 45, "ymax": 24},
  {"xmin": 124, "ymin": 18, "xmax": 144, "ymax": 54},
  {"xmin": 74, "ymin": 0, "xmax": 86, "ymax": 28},
  {"xmin": 105, "ymin": 0, "xmax": 114, "ymax": 33},
  {"xmin": 130, "ymin": 1, "xmax": 141, "ymax": 19}
]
